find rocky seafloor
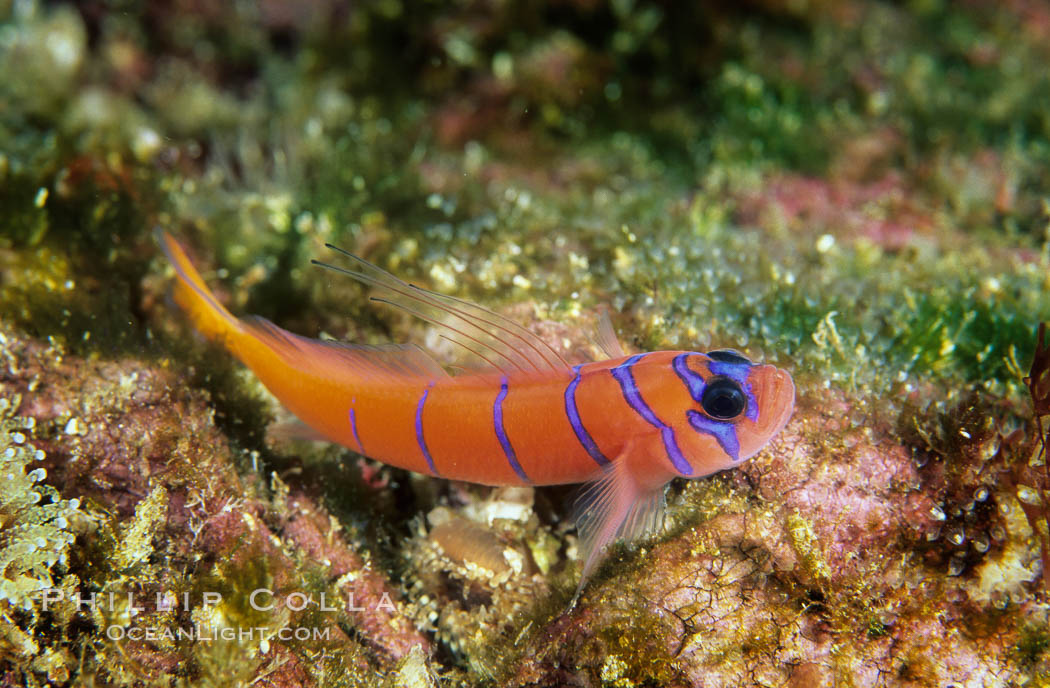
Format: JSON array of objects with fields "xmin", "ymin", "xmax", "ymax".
[{"xmin": 2, "ymin": 1, "xmax": 1050, "ymax": 686}]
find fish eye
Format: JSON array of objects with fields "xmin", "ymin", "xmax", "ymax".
[
  {"xmin": 707, "ymin": 349, "xmax": 753, "ymax": 365},
  {"xmin": 701, "ymin": 376, "xmax": 747, "ymax": 420}
]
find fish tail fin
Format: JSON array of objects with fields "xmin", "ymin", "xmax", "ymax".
[
  {"xmin": 157, "ymin": 230, "xmax": 242, "ymax": 344},
  {"xmin": 158, "ymin": 230, "xmax": 449, "ymax": 383},
  {"xmin": 571, "ymin": 446, "xmax": 670, "ymax": 603}
]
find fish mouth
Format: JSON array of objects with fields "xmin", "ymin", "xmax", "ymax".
[{"xmin": 731, "ymin": 365, "xmax": 795, "ymax": 461}]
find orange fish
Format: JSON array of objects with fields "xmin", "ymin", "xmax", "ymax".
[{"xmin": 159, "ymin": 232, "xmax": 795, "ymax": 589}]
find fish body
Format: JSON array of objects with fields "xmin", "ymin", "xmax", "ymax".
[{"xmin": 160, "ymin": 232, "xmax": 795, "ymax": 587}]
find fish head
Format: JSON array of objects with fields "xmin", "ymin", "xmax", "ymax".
[{"xmin": 670, "ymin": 349, "xmax": 795, "ymax": 476}]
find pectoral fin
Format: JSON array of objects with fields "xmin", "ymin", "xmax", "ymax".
[{"xmin": 572, "ymin": 444, "xmax": 671, "ymax": 601}]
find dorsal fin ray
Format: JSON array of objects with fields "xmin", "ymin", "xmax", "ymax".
[
  {"xmin": 432, "ymin": 289, "xmax": 570, "ymax": 369},
  {"xmin": 437, "ymin": 334, "xmax": 509, "ymax": 373},
  {"xmin": 368, "ymin": 295, "xmax": 527, "ymax": 374},
  {"xmin": 314, "ymin": 258, "xmax": 531, "ymax": 372},
  {"xmin": 594, "ymin": 306, "xmax": 626, "ymax": 359},
  {"xmin": 312, "ymin": 246, "xmax": 569, "ymax": 373}
]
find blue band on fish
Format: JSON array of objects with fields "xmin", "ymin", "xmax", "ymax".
[
  {"xmin": 672, "ymin": 353, "xmax": 706, "ymax": 402},
  {"xmin": 349, "ymin": 404, "xmax": 365, "ymax": 454},
  {"xmin": 686, "ymin": 410, "xmax": 741, "ymax": 461},
  {"xmin": 415, "ymin": 383, "xmax": 439, "ymax": 476},
  {"xmin": 611, "ymin": 354, "xmax": 694, "ymax": 476},
  {"xmin": 494, "ymin": 377, "xmax": 530, "ymax": 483},
  {"xmin": 564, "ymin": 364, "xmax": 612, "ymax": 467},
  {"xmin": 672, "ymin": 353, "xmax": 746, "ymax": 461}
]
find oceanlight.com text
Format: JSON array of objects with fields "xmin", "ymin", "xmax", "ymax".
[{"xmin": 105, "ymin": 624, "xmax": 330, "ymax": 643}]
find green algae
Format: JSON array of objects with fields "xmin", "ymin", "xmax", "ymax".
[
  {"xmin": 111, "ymin": 486, "xmax": 168, "ymax": 571},
  {"xmin": 1017, "ymin": 622, "xmax": 1050, "ymax": 668},
  {"xmin": 0, "ymin": 396, "xmax": 83, "ymax": 610},
  {"xmin": 0, "ymin": 161, "xmax": 156, "ymax": 355},
  {"xmin": 0, "ymin": 395, "xmax": 86, "ymax": 683},
  {"xmin": 4, "ymin": 0, "xmax": 1048, "ymax": 396},
  {"xmin": 624, "ymin": 211, "xmax": 1050, "ymax": 398}
]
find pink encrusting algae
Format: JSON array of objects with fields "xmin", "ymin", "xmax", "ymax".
[
  {"xmin": 502, "ymin": 388, "xmax": 1041, "ymax": 686},
  {"xmin": 0, "ymin": 324, "xmax": 428, "ymax": 684}
]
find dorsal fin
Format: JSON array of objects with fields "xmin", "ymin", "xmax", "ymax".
[
  {"xmin": 594, "ymin": 306, "xmax": 626, "ymax": 359},
  {"xmin": 241, "ymin": 315, "xmax": 449, "ymax": 380},
  {"xmin": 312, "ymin": 246, "xmax": 570, "ymax": 374}
]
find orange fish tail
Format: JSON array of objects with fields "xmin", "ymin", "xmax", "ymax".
[{"xmin": 158, "ymin": 230, "xmax": 243, "ymax": 346}]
